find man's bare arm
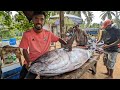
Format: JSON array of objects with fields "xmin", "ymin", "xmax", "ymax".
[
  {"xmin": 108, "ymin": 38, "xmax": 120, "ymax": 47},
  {"xmin": 23, "ymin": 49, "xmax": 30, "ymax": 64},
  {"xmin": 97, "ymin": 30, "xmax": 103, "ymax": 43},
  {"xmin": 59, "ymin": 38, "xmax": 67, "ymax": 45}
]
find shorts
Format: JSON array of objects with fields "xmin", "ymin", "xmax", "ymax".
[{"xmin": 103, "ymin": 51, "xmax": 118, "ymax": 69}]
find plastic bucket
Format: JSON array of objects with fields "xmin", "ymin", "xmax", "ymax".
[{"xmin": 9, "ymin": 38, "xmax": 16, "ymax": 45}]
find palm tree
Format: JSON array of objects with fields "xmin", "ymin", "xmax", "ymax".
[
  {"xmin": 100, "ymin": 11, "xmax": 115, "ymax": 20},
  {"xmin": 65, "ymin": 11, "xmax": 94, "ymax": 27},
  {"xmin": 113, "ymin": 11, "xmax": 120, "ymax": 28},
  {"xmin": 83, "ymin": 11, "xmax": 94, "ymax": 27},
  {"xmin": 100, "ymin": 11, "xmax": 120, "ymax": 28}
]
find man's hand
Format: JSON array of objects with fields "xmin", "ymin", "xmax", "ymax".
[
  {"xmin": 25, "ymin": 62, "xmax": 32, "ymax": 69},
  {"xmin": 64, "ymin": 43, "xmax": 72, "ymax": 52},
  {"xmin": 102, "ymin": 44, "xmax": 109, "ymax": 49},
  {"xmin": 59, "ymin": 38, "xmax": 67, "ymax": 45}
]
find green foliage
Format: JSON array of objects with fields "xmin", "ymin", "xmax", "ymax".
[
  {"xmin": 89, "ymin": 23, "xmax": 100, "ymax": 28},
  {"xmin": 0, "ymin": 11, "xmax": 16, "ymax": 39},
  {"xmin": 1, "ymin": 11, "xmax": 120, "ymax": 40},
  {"xmin": 0, "ymin": 11, "xmax": 53, "ymax": 39},
  {"xmin": 14, "ymin": 11, "xmax": 34, "ymax": 31},
  {"xmin": 15, "ymin": 36, "xmax": 22, "ymax": 40}
]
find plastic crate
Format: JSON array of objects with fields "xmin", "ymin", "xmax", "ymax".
[{"xmin": 2, "ymin": 63, "xmax": 22, "ymax": 79}]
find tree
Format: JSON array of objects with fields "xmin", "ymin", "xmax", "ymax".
[
  {"xmin": 113, "ymin": 11, "xmax": 120, "ymax": 28},
  {"xmin": 100, "ymin": 11, "xmax": 115, "ymax": 20},
  {"xmin": 0, "ymin": 11, "xmax": 17, "ymax": 39},
  {"xmin": 100, "ymin": 11, "xmax": 120, "ymax": 28},
  {"xmin": 90, "ymin": 23, "xmax": 100, "ymax": 28},
  {"xmin": 65, "ymin": 11, "xmax": 94, "ymax": 27},
  {"xmin": 14, "ymin": 11, "xmax": 34, "ymax": 32}
]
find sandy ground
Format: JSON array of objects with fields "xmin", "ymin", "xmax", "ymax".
[
  {"xmin": 80, "ymin": 53, "xmax": 120, "ymax": 79},
  {"xmin": 19, "ymin": 41, "xmax": 120, "ymax": 79}
]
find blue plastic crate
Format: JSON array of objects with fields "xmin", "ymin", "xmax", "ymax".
[
  {"xmin": 3, "ymin": 67, "xmax": 22, "ymax": 79},
  {"xmin": 5, "ymin": 72, "xmax": 21, "ymax": 79},
  {"xmin": 2, "ymin": 63, "xmax": 22, "ymax": 79}
]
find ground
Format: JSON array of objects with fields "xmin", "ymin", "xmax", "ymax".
[{"xmin": 80, "ymin": 53, "xmax": 120, "ymax": 79}]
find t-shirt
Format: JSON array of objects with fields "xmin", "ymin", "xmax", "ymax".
[
  {"xmin": 19, "ymin": 28, "xmax": 59, "ymax": 62},
  {"xmin": 102, "ymin": 27, "xmax": 120, "ymax": 52}
]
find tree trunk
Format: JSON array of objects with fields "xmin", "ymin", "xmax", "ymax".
[{"xmin": 60, "ymin": 11, "xmax": 64, "ymax": 47}]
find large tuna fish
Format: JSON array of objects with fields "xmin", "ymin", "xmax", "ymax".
[
  {"xmin": 28, "ymin": 27, "xmax": 94, "ymax": 77},
  {"xmin": 29, "ymin": 48, "xmax": 93, "ymax": 76}
]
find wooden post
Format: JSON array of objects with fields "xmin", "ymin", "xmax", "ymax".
[{"xmin": 59, "ymin": 11, "xmax": 64, "ymax": 47}]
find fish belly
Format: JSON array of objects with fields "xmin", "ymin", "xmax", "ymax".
[{"xmin": 29, "ymin": 48, "xmax": 92, "ymax": 76}]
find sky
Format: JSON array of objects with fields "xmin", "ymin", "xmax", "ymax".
[
  {"xmin": 91, "ymin": 11, "xmax": 102, "ymax": 23},
  {"xmin": 11, "ymin": 11, "xmax": 107, "ymax": 24},
  {"xmin": 81, "ymin": 11, "xmax": 103, "ymax": 24}
]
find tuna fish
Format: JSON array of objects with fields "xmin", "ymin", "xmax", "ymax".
[
  {"xmin": 28, "ymin": 27, "xmax": 94, "ymax": 77},
  {"xmin": 29, "ymin": 48, "xmax": 93, "ymax": 76}
]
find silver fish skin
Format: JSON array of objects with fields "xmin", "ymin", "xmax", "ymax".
[{"xmin": 29, "ymin": 48, "xmax": 93, "ymax": 76}]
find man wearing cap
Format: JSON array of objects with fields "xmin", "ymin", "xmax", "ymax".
[
  {"xmin": 99, "ymin": 19, "xmax": 120, "ymax": 78},
  {"xmin": 19, "ymin": 11, "xmax": 67, "ymax": 79}
]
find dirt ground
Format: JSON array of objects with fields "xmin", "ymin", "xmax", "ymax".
[{"xmin": 80, "ymin": 53, "xmax": 120, "ymax": 79}]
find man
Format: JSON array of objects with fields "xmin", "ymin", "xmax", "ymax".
[
  {"xmin": 65, "ymin": 27, "xmax": 75, "ymax": 41},
  {"xmin": 98, "ymin": 19, "xmax": 120, "ymax": 78},
  {"xmin": 19, "ymin": 11, "xmax": 67, "ymax": 79},
  {"xmin": 74, "ymin": 25, "xmax": 88, "ymax": 46}
]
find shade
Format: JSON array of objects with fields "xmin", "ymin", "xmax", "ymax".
[{"xmin": 49, "ymin": 13, "xmax": 83, "ymax": 24}]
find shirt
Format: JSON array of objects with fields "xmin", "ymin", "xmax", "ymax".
[
  {"xmin": 19, "ymin": 28, "xmax": 59, "ymax": 62},
  {"xmin": 102, "ymin": 27, "xmax": 120, "ymax": 52}
]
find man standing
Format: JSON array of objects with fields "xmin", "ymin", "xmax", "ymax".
[
  {"xmin": 19, "ymin": 11, "xmax": 67, "ymax": 79},
  {"xmin": 99, "ymin": 19, "xmax": 120, "ymax": 78},
  {"xmin": 74, "ymin": 25, "xmax": 88, "ymax": 46}
]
